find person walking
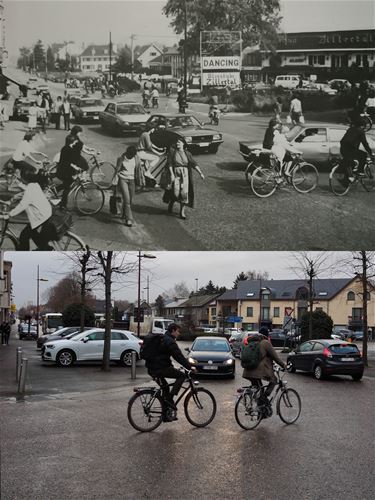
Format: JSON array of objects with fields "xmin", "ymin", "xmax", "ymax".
[
  {"xmin": 61, "ymin": 97, "xmax": 71, "ymax": 131},
  {"xmin": 116, "ymin": 145, "xmax": 142, "ymax": 227},
  {"xmin": 0, "ymin": 100, "xmax": 6, "ymax": 129},
  {"xmin": 4, "ymin": 322, "xmax": 11, "ymax": 345},
  {"xmin": 273, "ymin": 96, "xmax": 283, "ymax": 121},
  {"xmin": 162, "ymin": 138, "xmax": 204, "ymax": 220},
  {"xmin": 28, "ymin": 101, "xmax": 38, "ymax": 131},
  {"xmin": 289, "ymin": 92, "xmax": 303, "ymax": 125},
  {"xmin": 51, "ymin": 96, "xmax": 62, "ymax": 130},
  {"xmin": 0, "ymin": 322, "xmax": 5, "ymax": 345}
]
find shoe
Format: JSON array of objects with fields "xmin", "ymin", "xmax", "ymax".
[
  {"xmin": 162, "ymin": 412, "xmax": 178, "ymax": 422},
  {"xmin": 126, "ymin": 220, "xmax": 133, "ymax": 227},
  {"xmin": 348, "ymin": 176, "xmax": 355, "ymax": 183},
  {"xmin": 180, "ymin": 212, "xmax": 187, "ymax": 220}
]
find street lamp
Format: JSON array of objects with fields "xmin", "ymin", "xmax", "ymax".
[
  {"xmin": 195, "ymin": 278, "xmax": 198, "ymax": 326},
  {"xmin": 137, "ymin": 251, "xmax": 156, "ymax": 337},
  {"xmin": 36, "ymin": 265, "xmax": 48, "ymax": 338}
]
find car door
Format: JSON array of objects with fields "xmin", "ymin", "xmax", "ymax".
[
  {"xmin": 79, "ymin": 330, "xmax": 105, "ymax": 360},
  {"xmin": 104, "ymin": 103, "xmax": 116, "ymax": 127},
  {"xmin": 293, "ymin": 341, "xmax": 314, "ymax": 370},
  {"xmin": 308, "ymin": 341, "xmax": 325, "ymax": 371},
  {"xmin": 110, "ymin": 331, "xmax": 129, "ymax": 360},
  {"xmin": 291, "ymin": 127, "xmax": 329, "ymax": 164}
]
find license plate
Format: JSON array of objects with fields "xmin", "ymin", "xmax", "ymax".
[
  {"xmin": 93, "ymin": 116, "xmax": 99, "ymax": 120},
  {"xmin": 341, "ymin": 357, "xmax": 355, "ymax": 361},
  {"xmin": 204, "ymin": 365, "xmax": 218, "ymax": 370},
  {"xmin": 199, "ymin": 142, "xmax": 210, "ymax": 147}
]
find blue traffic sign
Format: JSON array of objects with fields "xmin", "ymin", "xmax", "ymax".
[{"xmin": 226, "ymin": 316, "xmax": 243, "ymax": 323}]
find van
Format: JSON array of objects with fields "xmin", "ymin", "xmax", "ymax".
[
  {"xmin": 275, "ymin": 75, "xmax": 300, "ymax": 89},
  {"xmin": 129, "ymin": 316, "xmax": 174, "ymax": 337}
]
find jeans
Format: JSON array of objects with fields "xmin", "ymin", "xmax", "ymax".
[
  {"xmin": 118, "ymin": 178, "xmax": 135, "ymax": 221},
  {"xmin": 246, "ymin": 377, "xmax": 276, "ymax": 398}
]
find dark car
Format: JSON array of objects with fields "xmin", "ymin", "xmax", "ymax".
[
  {"xmin": 287, "ymin": 339, "xmax": 364, "ymax": 380},
  {"xmin": 268, "ymin": 330, "xmax": 293, "ymax": 348},
  {"xmin": 99, "ymin": 101, "xmax": 149, "ymax": 135},
  {"xmin": 146, "ymin": 113, "xmax": 223, "ymax": 154},
  {"xmin": 36, "ymin": 326, "xmax": 92, "ymax": 349},
  {"xmin": 12, "ymin": 97, "xmax": 36, "ymax": 120},
  {"xmin": 186, "ymin": 336, "xmax": 235, "ymax": 378},
  {"xmin": 19, "ymin": 325, "xmax": 38, "ymax": 340},
  {"xmin": 349, "ymin": 331, "xmax": 364, "ymax": 341},
  {"xmin": 228, "ymin": 331, "xmax": 247, "ymax": 357}
]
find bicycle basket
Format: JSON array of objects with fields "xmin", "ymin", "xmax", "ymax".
[{"xmin": 49, "ymin": 207, "xmax": 73, "ymax": 238}]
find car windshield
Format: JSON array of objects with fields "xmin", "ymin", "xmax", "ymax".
[
  {"xmin": 285, "ymin": 125, "xmax": 304, "ymax": 141},
  {"xmin": 330, "ymin": 344, "xmax": 359, "ymax": 354},
  {"xmin": 193, "ymin": 339, "xmax": 230, "ymax": 352},
  {"xmin": 117, "ymin": 104, "xmax": 145, "ymax": 114},
  {"xmin": 80, "ymin": 99, "xmax": 103, "ymax": 107},
  {"xmin": 168, "ymin": 116, "xmax": 201, "ymax": 128}
]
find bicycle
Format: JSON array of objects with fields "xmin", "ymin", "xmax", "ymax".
[
  {"xmin": 234, "ymin": 365, "xmax": 301, "ymax": 430},
  {"xmin": 250, "ymin": 152, "xmax": 319, "ymax": 198},
  {"xmin": 127, "ymin": 368, "xmax": 217, "ymax": 433},
  {"xmin": 0, "ymin": 201, "xmax": 86, "ymax": 250},
  {"xmin": 87, "ymin": 152, "xmax": 116, "ymax": 190},
  {"xmin": 329, "ymin": 156, "xmax": 375, "ymax": 196}
]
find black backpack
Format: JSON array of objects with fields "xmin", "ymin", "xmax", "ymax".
[{"xmin": 140, "ymin": 334, "xmax": 164, "ymax": 361}]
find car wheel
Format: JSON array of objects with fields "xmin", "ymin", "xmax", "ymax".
[
  {"xmin": 56, "ymin": 349, "xmax": 75, "ymax": 367},
  {"xmin": 313, "ymin": 364, "xmax": 324, "ymax": 380},
  {"xmin": 120, "ymin": 350, "xmax": 136, "ymax": 367},
  {"xmin": 352, "ymin": 373, "xmax": 363, "ymax": 381}
]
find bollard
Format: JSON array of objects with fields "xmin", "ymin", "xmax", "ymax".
[
  {"xmin": 16, "ymin": 347, "xmax": 23, "ymax": 383},
  {"xmin": 131, "ymin": 351, "xmax": 137, "ymax": 380},
  {"xmin": 17, "ymin": 357, "xmax": 28, "ymax": 395}
]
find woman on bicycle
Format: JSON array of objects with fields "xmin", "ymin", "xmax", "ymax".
[
  {"xmin": 271, "ymin": 122, "xmax": 302, "ymax": 175},
  {"xmin": 12, "ymin": 132, "xmax": 48, "ymax": 174},
  {"xmin": 68, "ymin": 125, "xmax": 97, "ymax": 171},
  {"xmin": 8, "ymin": 166, "xmax": 54, "ymax": 250},
  {"xmin": 340, "ymin": 116, "xmax": 374, "ymax": 181}
]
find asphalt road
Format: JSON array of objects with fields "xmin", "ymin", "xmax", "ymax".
[
  {"xmin": 1, "ymin": 334, "xmax": 375, "ymax": 500},
  {"xmin": 3, "ymin": 69, "xmax": 375, "ymax": 251}
]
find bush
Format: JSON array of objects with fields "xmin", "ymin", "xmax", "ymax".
[
  {"xmin": 300, "ymin": 309, "xmax": 333, "ymax": 342},
  {"xmin": 117, "ymin": 76, "xmax": 140, "ymax": 92},
  {"xmin": 62, "ymin": 304, "xmax": 95, "ymax": 328}
]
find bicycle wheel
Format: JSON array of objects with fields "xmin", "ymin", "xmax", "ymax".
[
  {"xmin": 52, "ymin": 231, "xmax": 86, "ymax": 250},
  {"xmin": 0, "ymin": 231, "xmax": 18, "ymax": 250},
  {"xmin": 184, "ymin": 387, "xmax": 216, "ymax": 427},
  {"xmin": 277, "ymin": 388, "xmax": 301, "ymax": 425},
  {"xmin": 245, "ymin": 160, "xmax": 260, "ymax": 185},
  {"xmin": 74, "ymin": 183, "xmax": 104, "ymax": 215},
  {"xmin": 329, "ymin": 162, "xmax": 351, "ymax": 196},
  {"xmin": 91, "ymin": 162, "xmax": 116, "ymax": 189},
  {"xmin": 251, "ymin": 165, "xmax": 277, "ymax": 198},
  {"xmin": 363, "ymin": 115, "xmax": 372, "ymax": 132},
  {"xmin": 292, "ymin": 162, "xmax": 318, "ymax": 193},
  {"xmin": 235, "ymin": 391, "xmax": 262, "ymax": 430},
  {"xmin": 361, "ymin": 161, "xmax": 375, "ymax": 192},
  {"xmin": 127, "ymin": 390, "xmax": 163, "ymax": 432}
]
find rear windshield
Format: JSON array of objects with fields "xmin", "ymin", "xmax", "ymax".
[
  {"xmin": 330, "ymin": 344, "xmax": 360, "ymax": 355},
  {"xmin": 117, "ymin": 104, "xmax": 145, "ymax": 115}
]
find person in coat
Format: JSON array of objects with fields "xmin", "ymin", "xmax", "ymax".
[{"xmin": 242, "ymin": 327, "xmax": 286, "ymax": 407}]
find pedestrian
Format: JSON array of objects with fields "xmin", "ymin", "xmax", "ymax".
[
  {"xmin": 0, "ymin": 322, "xmax": 5, "ymax": 345},
  {"xmin": 61, "ymin": 97, "xmax": 71, "ymax": 131},
  {"xmin": 28, "ymin": 101, "xmax": 38, "ymax": 131},
  {"xmin": 365, "ymin": 88, "xmax": 375, "ymax": 121},
  {"xmin": 224, "ymin": 84, "xmax": 232, "ymax": 111},
  {"xmin": 151, "ymin": 87, "xmax": 159, "ymax": 108},
  {"xmin": 289, "ymin": 92, "xmax": 303, "ymax": 125},
  {"xmin": 0, "ymin": 100, "xmax": 5, "ymax": 129},
  {"xmin": 273, "ymin": 96, "xmax": 283, "ymax": 121},
  {"xmin": 116, "ymin": 145, "xmax": 142, "ymax": 227},
  {"xmin": 4, "ymin": 322, "xmax": 11, "ymax": 345},
  {"xmin": 162, "ymin": 137, "xmax": 204, "ymax": 220},
  {"xmin": 51, "ymin": 96, "xmax": 62, "ymax": 130}
]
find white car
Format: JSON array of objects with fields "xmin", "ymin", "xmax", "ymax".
[{"xmin": 42, "ymin": 328, "xmax": 142, "ymax": 367}]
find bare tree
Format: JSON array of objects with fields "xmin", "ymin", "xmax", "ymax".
[{"xmin": 162, "ymin": 281, "xmax": 190, "ymax": 300}]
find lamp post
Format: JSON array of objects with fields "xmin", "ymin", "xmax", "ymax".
[
  {"xmin": 183, "ymin": 0, "xmax": 188, "ymax": 110},
  {"xmin": 195, "ymin": 278, "xmax": 198, "ymax": 327},
  {"xmin": 137, "ymin": 251, "xmax": 156, "ymax": 337},
  {"xmin": 36, "ymin": 265, "xmax": 48, "ymax": 338}
]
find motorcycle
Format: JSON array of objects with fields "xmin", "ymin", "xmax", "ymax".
[
  {"xmin": 209, "ymin": 105, "xmax": 220, "ymax": 125},
  {"xmin": 152, "ymin": 96, "xmax": 159, "ymax": 108}
]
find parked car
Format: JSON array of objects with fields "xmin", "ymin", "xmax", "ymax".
[
  {"xmin": 239, "ymin": 123, "xmax": 375, "ymax": 170},
  {"xmin": 27, "ymin": 77, "xmax": 38, "ymax": 90},
  {"xmin": 229, "ymin": 331, "xmax": 247, "ymax": 357},
  {"xmin": 287, "ymin": 339, "xmax": 364, "ymax": 380},
  {"xmin": 268, "ymin": 330, "xmax": 294, "ymax": 348},
  {"xmin": 11, "ymin": 97, "xmax": 36, "ymax": 120},
  {"xmin": 72, "ymin": 97, "xmax": 105, "ymax": 122},
  {"xmin": 99, "ymin": 101, "xmax": 149, "ymax": 135},
  {"xmin": 42, "ymin": 328, "xmax": 143, "ymax": 367},
  {"xmin": 19, "ymin": 324, "xmax": 38, "ymax": 340},
  {"xmin": 332, "ymin": 328, "xmax": 351, "ymax": 340},
  {"xmin": 305, "ymin": 82, "xmax": 338, "ymax": 95},
  {"xmin": 146, "ymin": 113, "xmax": 223, "ymax": 154},
  {"xmin": 37, "ymin": 326, "xmax": 92, "ymax": 349},
  {"xmin": 328, "ymin": 79, "xmax": 351, "ymax": 91},
  {"xmin": 185, "ymin": 336, "xmax": 235, "ymax": 378},
  {"xmin": 349, "ymin": 331, "xmax": 364, "ymax": 341}
]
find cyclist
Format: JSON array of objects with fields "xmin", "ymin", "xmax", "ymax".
[
  {"xmin": 55, "ymin": 135, "xmax": 81, "ymax": 208},
  {"xmin": 242, "ymin": 327, "xmax": 286, "ymax": 416},
  {"xmin": 340, "ymin": 116, "xmax": 374, "ymax": 182},
  {"xmin": 11, "ymin": 132, "xmax": 48, "ymax": 174},
  {"xmin": 271, "ymin": 122, "xmax": 302, "ymax": 176},
  {"xmin": 144, "ymin": 323, "xmax": 196, "ymax": 421},
  {"xmin": 68, "ymin": 125, "xmax": 98, "ymax": 171}
]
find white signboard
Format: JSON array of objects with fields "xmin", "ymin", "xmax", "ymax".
[
  {"xmin": 285, "ymin": 55, "xmax": 308, "ymax": 65},
  {"xmin": 202, "ymin": 72, "xmax": 240, "ymax": 87},
  {"xmin": 202, "ymin": 56, "xmax": 241, "ymax": 70}
]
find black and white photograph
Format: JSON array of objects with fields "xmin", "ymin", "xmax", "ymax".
[{"xmin": 0, "ymin": 0, "xmax": 374, "ymax": 250}]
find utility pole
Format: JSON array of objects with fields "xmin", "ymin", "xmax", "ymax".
[
  {"xmin": 183, "ymin": 0, "xmax": 188, "ymax": 112},
  {"xmin": 109, "ymin": 31, "xmax": 112, "ymax": 83},
  {"xmin": 131, "ymin": 34, "xmax": 135, "ymax": 80}
]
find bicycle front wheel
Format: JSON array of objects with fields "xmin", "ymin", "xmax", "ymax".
[
  {"xmin": 0, "ymin": 231, "xmax": 18, "ymax": 250},
  {"xmin": 184, "ymin": 387, "xmax": 216, "ymax": 427},
  {"xmin": 74, "ymin": 183, "xmax": 104, "ymax": 215},
  {"xmin": 127, "ymin": 390, "xmax": 163, "ymax": 432},
  {"xmin": 329, "ymin": 162, "xmax": 350, "ymax": 196},
  {"xmin": 91, "ymin": 162, "xmax": 116, "ymax": 189},
  {"xmin": 235, "ymin": 391, "xmax": 262, "ymax": 430},
  {"xmin": 251, "ymin": 166, "xmax": 277, "ymax": 198},
  {"xmin": 292, "ymin": 162, "xmax": 318, "ymax": 193},
  {"xmin": 52, "ymin": 231, "xmax": 86, "ymax": 251},
  {"xmin": 277, "ymin": 388, "xmax": 301, "ymax": 425},
  {"xmin": 361, "ymin": 161, "xmax": 375, "ymax": 192}
]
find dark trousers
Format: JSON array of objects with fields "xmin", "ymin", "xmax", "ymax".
[
  {"xmin": 246, "ymin": 377, "xmax": 276, "ymax": 398},
  {"xmin": 57, "ymin": 177, "xmax": 73, "ymax": 208},
  {"xmin": 53, "ymin": 113, "xmax": 61, "ymax": 130},
  {"xmin": 152, "ymin": 366, "xmax": 186, "ymax": 400},
  {"xmin": 63, "ymin": 113, "xmax": 70, "ymax": 130},
  {"xmin": 18, "ymin": 222, "xmax": 53, "ymax": 250},
  {"xmin": 340, "ymin": 145, "xmax": 367, "ymax": 173}
]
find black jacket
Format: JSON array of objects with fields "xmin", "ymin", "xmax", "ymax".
[
  {"xmin": 340, "ymin": 126, "xmax": 372, "ymax": 156},
  {"xmin": 146, "ymin": 332, "xmax": 191, "ymax": 373}
]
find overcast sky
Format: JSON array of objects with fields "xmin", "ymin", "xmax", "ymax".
[
  {"xmin": 4, "ymin": 0, "xmax": 375, "ymax": 58},
  {"xmin": 4, "ymin": 251, "xmax": 351, "ymax": 308}
]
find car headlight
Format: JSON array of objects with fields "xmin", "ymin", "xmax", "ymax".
[
  {"xmin": 213, "ymin": 134, "xmax": 222, "ymax": 141},
  {"xmin": 185, "ymin": 136, "xmax": 192, "ymax": 143},
  {"xmin": 188, "ymin": 357, "xmax": 197, "ymax": 364},
  {"xmin": 46, "ymin": 344, "xmax": 55, "ymax": 349},
  {"xmin": 121, "ymin": 121, "xmax": 129, "ymax": 127},
  {"xmin": 224, "ymin": 359, "xmax": 234, "ymax": 365},
  {"xmin": 82, "ymin": 112, "xmax": 87, "ymax": 116}
]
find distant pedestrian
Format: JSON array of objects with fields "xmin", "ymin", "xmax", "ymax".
[
  {"xmin": 28, "ymin": 102, "xmax": 38, "ymax": 131},
  {"xmin": 4, "ymin": 322, "xmax": 10, "ymax": 345},
  {"xmin": 274, "ymin": 96, "xmax": 283, "ymax": 121},
  {"xmin": 289, "ymin": 92, "xmax": 303, "ymax": 125},
  {"xmin": 0, "ymin": 322, "xmax": 5, "ymax": 345},
  {"xmin": 224, "ymin": 84, "xmax": 232, "ymax": 111},
  {"xmin": 62, "ymin": 98, "xmax": 71, "ymax": 131},
  {"xmin": 51, "ymin": 96, "xmax": 62, "ymax": 130}
]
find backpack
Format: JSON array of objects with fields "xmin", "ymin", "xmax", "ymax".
[
  {"xmin": 140, "ymin": 334, "xmax": 164, "ymax": 361},
  {"xmin": 241, "ymin": 339, "xmax": 263, "ymax": 370}
]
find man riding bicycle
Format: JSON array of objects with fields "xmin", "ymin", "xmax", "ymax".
[
  {"xmin": 340, "ymin": 116, "xmax": 374, "ymax": 182},
  {"xmin": 144, "ymin": 323, "xmax": 196, "ymax": 421}
]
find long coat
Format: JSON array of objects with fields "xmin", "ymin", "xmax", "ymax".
[{"xmin": 242, "ymin": 334, "xmax": 285, "ymax": 382}]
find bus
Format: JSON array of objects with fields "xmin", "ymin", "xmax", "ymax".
[{"xmin": 42, "ymin": 313, "xmax": 63, "ymax": 334}]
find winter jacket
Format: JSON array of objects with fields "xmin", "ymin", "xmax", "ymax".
[
  {"xmin": 242, "ymin": 334, "xmax": 285, "ymax": 382},
  {"xmin": 146, "ymin": 332, "xmax": 191, "ymax": 374}
]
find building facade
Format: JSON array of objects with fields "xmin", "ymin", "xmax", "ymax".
[
  {"xmin": 80, "ymin": 44, "xmax": 118, "ymax": 72},
  {"xmin": 0, "ymin": 252, "xmax": 12, "ymax": 323},
  {"xmin": 137, "ymin": 44, "xmax": 163, "ymax": 69},
  {"xmin": 0, "ymin": 0, "xmax": 6, "ymax": 67}
]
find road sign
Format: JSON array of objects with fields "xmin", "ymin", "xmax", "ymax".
[
  {"xmin": 226, "ymin": 316, "xmax": 243, "ymax": 323},
  {"xmin": 11, "ymin": 304, "xmax": 17, "ymax": 312},
  {"xmin": 283, "ymin": 316, "xmax": 294, "ymax": 331},
  {"xmin": 285, "ymin": 307, "xmax": 294, "ymax": 316}
]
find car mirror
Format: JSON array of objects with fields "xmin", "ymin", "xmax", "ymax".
[
  {"xmin": 185, "ymin": 347, "xmax": 190, "ymax": 352},
  {"xmin": 82, "ymin": 337, "xmax": 89, "ymax": 343}
]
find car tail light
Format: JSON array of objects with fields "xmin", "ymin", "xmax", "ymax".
[
  {"xmin": 138, "ymin": 340, "xmax": 143, "ymax": 346},
  {"xmin": 323, "ymin": 347, "xmax": 333, "ymax": 358}
]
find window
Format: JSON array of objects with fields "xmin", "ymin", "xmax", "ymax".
[
  {"xmin": 246, "ymin": 307, "xmax": 253, "ymax": 317},
  {"xmin": 222, "ymin": 306, "xmax": 232, "ymax": 317},
  {"xmin": 312, "ymin": 342, "xmax": 324, "ymax": 351},
  {"xmin": 274, "ymin": 307, "xmax": 280, "ymax": 317},
  {"xmin": 154, "ymin": 321, "xmax": 163, "ymax": 329},
  {"xmin": 347, "ymin": 291, "xmax": 355, "ymax": 301},
  {"xmin": 111, "ymin": 331, "xmax": 127, "ymax": 340},
  {"xmin": 295, "ymin": 128, "xmax": 327, "ymax": 143},
  {"xmin": 211, "ymin": 307, "xmax": 216, "ymax": 316},
  {"xmin": 262, "ymin": 307, "xmax": 270, "ymax": 320},
  {"xmin": 299, "ymin": 341, "xmax": 313, "ymax": 352},
  {"xmin": 87, "ymin": 331, "xmax": 105, "ymax": 341},
  {"xmin": 352, "ymin": 308, "xmax": 362, "ymax": 320}
]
